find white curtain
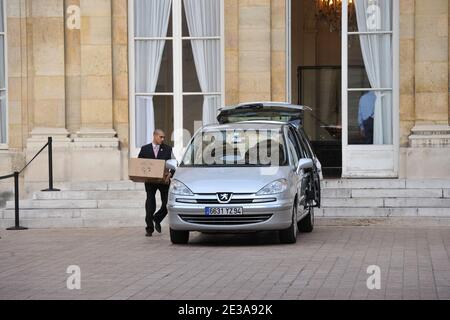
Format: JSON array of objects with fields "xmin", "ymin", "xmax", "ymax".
[
  {"xmin": 135, "ymin": 0, "xmax": 172, "ymax": 148},
  {"xmin": 355, "ymin": 0, "xmax": 393, "ymax": 145},
  {"xmin": 184, "ymin": 0, "xmax": 221, "ymax": 125}
]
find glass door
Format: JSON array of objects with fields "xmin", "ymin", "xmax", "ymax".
[{"xmin": 342, "ymin": 0, "xmax": 399, "ymax": 178}]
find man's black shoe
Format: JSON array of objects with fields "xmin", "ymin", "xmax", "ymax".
[
  {"xmin": 155, "ymin": 221, "xmax": 162, "ymax": 233},
  {"xmin": 146, "ymin": 232, "xmax": 153, "ymax": 237}
]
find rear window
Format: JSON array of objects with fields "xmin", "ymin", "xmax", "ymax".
[
  {"xmin": 218, "ymin": 106, "xmax": 304, "ymax": 124},
  {"xmin": 181, "ymin": 129, "xmax": 289, "ymax": 168},
  {"xmin": 221, "ymin": 114, "xmax": 297, "ymax": 124}
]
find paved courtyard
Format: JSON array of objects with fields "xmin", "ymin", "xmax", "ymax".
[{"xmin": 0, "ymin": 225, "xmax": 449, "ymax": 300}]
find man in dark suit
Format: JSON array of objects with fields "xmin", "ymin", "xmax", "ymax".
[{"xmin": 138, "ymin": 129, "xmax": 175, "ymax": 237}]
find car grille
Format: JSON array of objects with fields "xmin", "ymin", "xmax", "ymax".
[
  {"xmin": 175, "ymin": 196, "xmax": 277, "ymax": 205},
  {"xmin": 179, "ymin": 214, "xmax": 273, "ymax": 225},
  {"xmin": 195, "ymin": 199, "xmax": 254, "ymax": 204}
]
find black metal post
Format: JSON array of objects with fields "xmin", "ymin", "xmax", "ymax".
[
  {"xmin": 7, "ymin": 172, "xmax": 27, "ymax": 231},
  {"xmin": 42, "ymin": 137, "xmax": 60, "ymax": 192}
]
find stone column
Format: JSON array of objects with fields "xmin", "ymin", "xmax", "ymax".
[
  {"xmin": 27, "ymin": 0, "xmax": 69, "ymax": 138},
  {"xmin": 271, "ymin": 0, "xmax": 286, "ymax": 102},
  {"xmin": 225, "ymin": 0, "xmax": 239, "ymax": 105},
  {"xmin": 405, "ymin": 0, "xmax": 450, "ymax": 178},
  {"xmin": 78, "ymin": 0, "xmax": 116, "ymax": 136},
  {"xmin": 71, "ymin": 0, "xmax": 120, "ymax": 181},
  {"xmin": 238, "ymin": 0, "xmax": 272, "ymax": 102},
  {"xmin": 25, "ymin": 0, "xmax": 71, "ymax": 186},
  {"xmin": 413, "ymin": 0, "xmax": 448, "ymax": 126},
  {"xmin": 112, "ymin": 0, "xmax": 129, "ymax": 179},
  {"xmin": 65, "ymin": 0, "xmax": 82, "ymax": 138},
  {"xmin": 399, "ymin": 0, "xmax": 415, "ymax": 148}
]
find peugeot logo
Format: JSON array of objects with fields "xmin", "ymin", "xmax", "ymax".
[{"xmin": 217, "ymin": 193, "xmax": 233, "ymax": 204}]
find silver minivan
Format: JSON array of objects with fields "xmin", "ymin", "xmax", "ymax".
[{"xmin": 167, "ymin": 109, "xmax": 319, "ymax": 245}]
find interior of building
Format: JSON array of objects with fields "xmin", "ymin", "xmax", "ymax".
[{"xmin": 291, "ymin": 0, "xmax": 370, "ymax": 177}]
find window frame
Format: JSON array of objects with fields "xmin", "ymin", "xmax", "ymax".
[
  {"xmin": 129, "ymin": 0, "xmax": 225, "ymax": 159},
  {"xmin": 341, "ymin": 0, "xmax": 400, "ymax": 178},
  {"xmin": 0, "ymin": 0, "xmax": 8, "ymax": 150}
]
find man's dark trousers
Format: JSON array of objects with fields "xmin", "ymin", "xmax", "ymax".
[
  {"xmin": 145, "ymin": 183, "xmax": 169, "ymax": 234},
  {"xmin": 138, "ymin": 143, "xmax": 173, "ymax": 234},
  {"xmin": 363, "ymin": 117, "xmax": 374, "ymax": 144}
]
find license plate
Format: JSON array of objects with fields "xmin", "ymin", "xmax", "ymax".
[{"xmin": 205, "ymin": 207, "xmax": 244, "ymax": 216}]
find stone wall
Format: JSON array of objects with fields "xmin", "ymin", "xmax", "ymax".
[
  {"xmin": 225, "ymin": 0, "xmax": 286, "ymax": 104},
  {"xmin": 1, "ymin": 0, "xmax": 124, "ymax": 199}
]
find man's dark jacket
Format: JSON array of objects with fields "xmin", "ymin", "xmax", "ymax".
[{"xmin": 138, "ymin": 143, "xmax": 173, "ymax": 161}]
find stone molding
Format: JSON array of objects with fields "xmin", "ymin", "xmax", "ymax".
[
  {"xmin": 409, "ymin": 125, "xmax": 450, "ymax": 148},
  {"xmin": 26, "ymin": 127, "xmax": 120, "ymax": 150}
]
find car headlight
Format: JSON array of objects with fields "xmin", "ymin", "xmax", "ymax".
[
  {"xmin": 169, "ymin": 180, "xmax": 194, "ymax": 196},
  {"xmin": 256, "ymin": 179, "xmax": 288, "ymax": 195}
]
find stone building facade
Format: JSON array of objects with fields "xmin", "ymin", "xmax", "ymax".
[{"xmin": 0, "ymin": 0, "xmax": 449, "ymax": 200}]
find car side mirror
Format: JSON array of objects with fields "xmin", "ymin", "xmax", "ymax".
[
  {"xmin": 166, "ymin": 159, "xmax": 178, "ymax": 171},
  {"xmin": 296, "ymin": 158, "xmax": 313, "ymax": 174}
]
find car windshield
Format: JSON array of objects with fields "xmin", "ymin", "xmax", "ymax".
[{"xmin": 181, "ymin": 129, "xmax": 288, "ymax": 167}]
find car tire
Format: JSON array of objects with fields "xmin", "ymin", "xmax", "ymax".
[
  {"xmin": 298, "ymin": 206, "xmax": 314, "ymax": 233},
  {"xmin": 279, "ymin": 204, "xmax": 298, "ymax": 244},
  {"xmin": 170, "ymin": 228, "xmax": 190, "ymax": 244}
]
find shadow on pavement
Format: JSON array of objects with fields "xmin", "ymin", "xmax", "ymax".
[{"xmin": 187, "ymin": 231, "xmax": 288, "ymax": 247}]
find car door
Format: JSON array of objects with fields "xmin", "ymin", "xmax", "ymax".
[
  {"xmin": 296, "ymin": 128, "xmax": 321, "ymax": 208},
  {"xmin": 286, "ymin": 127, "xmax": 308, "ymax": 215}
]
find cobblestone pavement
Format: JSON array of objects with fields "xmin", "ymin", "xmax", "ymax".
[{"xmin": 0, "ymin": 225, "xmax": 449, "ymax": 300}]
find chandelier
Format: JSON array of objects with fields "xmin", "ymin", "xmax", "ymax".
[{"xmin": 315, "ymin": 0, "xmax": 357, "ymax": 32}]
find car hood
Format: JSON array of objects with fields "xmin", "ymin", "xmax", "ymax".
[{"xmin": 173, "ymin": 166, "xmax": 292, "ymax": 194}]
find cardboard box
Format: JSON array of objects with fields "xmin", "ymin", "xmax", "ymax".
[{"xmin": 128, "ymin": 158, "xmax": 170, "ymax": 184}]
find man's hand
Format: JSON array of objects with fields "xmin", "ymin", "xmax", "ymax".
[
  {"xmin": 163, "ymin": 172, "xmax": 171, "ymax": 185},
  {"xmin": 360, "ymin": 128, "xmax": 366, "ymax": 138}
]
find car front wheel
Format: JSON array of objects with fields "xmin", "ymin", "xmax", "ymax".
[
  {"xmin": 298, "ymin": 206, "xmax": 314, "ymax": 233},
  {"xmin": 170, "ymin": 229, "xmax": 190, "ymax": 244},
  {"xmin": 279, "ymin": 204, "xmax": 298, "ymax": 244}
]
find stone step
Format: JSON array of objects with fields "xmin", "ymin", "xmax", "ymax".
[
  {"xmin": 316, "ymin": 207, "xmax": 450, "ymax": 218},
  {"xmin": 322, "ymin": 189, "xmax": 352, "ymax": 198},
  {"xmin": 2, "ymin": 208, "xmax": 146, "ymax": 220},
  {"xmin": 351, "ymin": 189, "xmax": 444, "ymax": 198},
  {"xmin": 322, "ymin": 198, "xmax": 450, "ymax": 208},
  {"xmin": 48, "ymin": 181, "xmax": 146, "ymax": 191},
  {"xmin": 351, "ymin": 189, "xmax": 444, "ymax": 199},
  {"xmin": 322, "ymin": 188, "xmax": 448, "ymax": 199},
  {"xmin": 383, "ymin": 198, "xmax": 450, "ymax": 208},
  {"xmin": 33, "ymin": 190, "xmax": 147, "ymax": 201},
  {"xmin": 0, "ymin": 217, "xmax": 170, "ymax": 229},
  {"xmin": 322, "ymin": 198, "xmax": 384, "ymax": 208},
  {"xmin": 6, "ymin": 200, "xmax": 97, "ymax": 210},
  {"xmin": 322, "ymin": 179, "xmax": 406, "ymax": 189},
  {"xmin": 322, "ymin": 179, "xmax": 450, "ymax": 189},
  {"xmin": 5, "ymin": 199, "xmax": 151, "ymax": 210}
]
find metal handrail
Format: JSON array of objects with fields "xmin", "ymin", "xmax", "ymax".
[{"xmin": 2, "ymin": 137, "xmax": 60, "ymax": 231}]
